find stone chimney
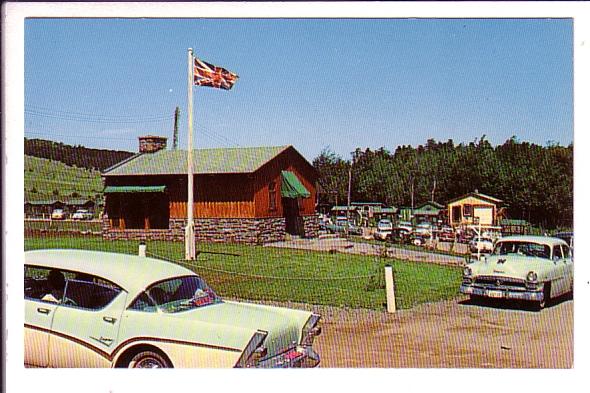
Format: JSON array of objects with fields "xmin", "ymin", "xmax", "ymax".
[{"xmin": 139, "ymin": 135, "xmax": 167, "ymax": 153}]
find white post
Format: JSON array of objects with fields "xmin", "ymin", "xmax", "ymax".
[
  {"xmin": 185, "ymin": 48, "xmax": 196, "ymax": 260},
  {"xmin": 477, "ymin": 220, "xmax": 481, "ymax": 260},
  {"xmin": 138, "ymin": 242, "xmax": 146, "ymax": 257},
  {"xmin": 384, "ymin": 264, "xmax": 396, "ymax": 313}
]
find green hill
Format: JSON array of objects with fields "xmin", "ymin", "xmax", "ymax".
[
  {"xmin": 25, "ymin": 155, "xmax": 103, "ymax": 202},
  {"xmin": 25, "ymin": 138, "xmax": 134, "ymax": 171}
]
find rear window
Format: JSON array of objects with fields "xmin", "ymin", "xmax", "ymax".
[{"xmin": 25, "ymin": 265, "xmax": 123, "ymax": 310}]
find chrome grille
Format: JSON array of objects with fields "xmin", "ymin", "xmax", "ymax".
[{"xmin": 474, "ymin": 276, "xmax": 526, "ymax": 288}]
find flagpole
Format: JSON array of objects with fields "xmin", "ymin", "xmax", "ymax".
[{"xmin": 185, "ymin": 48, "xmax": 196, "ymax": 260}]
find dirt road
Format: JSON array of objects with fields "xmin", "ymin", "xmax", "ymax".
[
  {"xmin": 266, "ymin": 237, "xmax": 466, "ymax": 266},
  {"xmin": 314, "ymin": 297, "xmax": 573, "ymax": 368}
]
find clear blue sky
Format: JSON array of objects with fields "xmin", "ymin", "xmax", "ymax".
[{"xmin": 24, "ymin": 18, "xmax": 573, "ymax": 161}]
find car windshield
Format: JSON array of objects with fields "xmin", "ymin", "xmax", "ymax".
[
  {"xmin": 145, "ymin": 275, "xmax": 222, "ymax": 313},
  {"xmin": 378, "ymin": 221, "xmax": 392, "ymax": 229},
  {"xmin": 493, "ymin": 241, "xmax": 551, "ymax": 259}
]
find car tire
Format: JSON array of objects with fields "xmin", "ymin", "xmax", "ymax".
[
  {"xmin": 536, "ymin": 283, "xmax": 551, "ymax": 311},
  {"xmin": 128, "ymin": 350, "xmax": 172, "ymax": 368}
]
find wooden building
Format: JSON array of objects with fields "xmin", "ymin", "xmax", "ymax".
[
  {"xmin": 412, "ymin": 201, "xmax": 444, "ymax": 225},
  {"xmin": 101, "ymin": 137, "xmax": 319, "ymax": 244},
  {"xmin": 447, "ymin": 190, "xmax": 502, "ymax": 228}
]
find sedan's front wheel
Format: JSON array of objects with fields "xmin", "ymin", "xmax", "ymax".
[
  {"xmin": 535, "ymin": 283, "xmax": 551, "ymax": 311},
  {"xmin": 128, "ymin": 351, "xmax": 171, "ymax": 368}
]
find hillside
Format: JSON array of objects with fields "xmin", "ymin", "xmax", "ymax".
[
  {"xmin": 25, "ymin": 155, "xmax": 103, "ymax": 202},
  {"xmin": 25, "ymin": 138, "xmax": 134, "ymax": 171}
]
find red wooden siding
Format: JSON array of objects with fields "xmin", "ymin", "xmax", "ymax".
[{"xmin": 104, "ymin": 146, "xmax": 317, "ymax": 220}]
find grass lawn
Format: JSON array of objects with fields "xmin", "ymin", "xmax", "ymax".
[{"xmin": 24, "ymin": 236, "xmax": 463, "ymax": 311}]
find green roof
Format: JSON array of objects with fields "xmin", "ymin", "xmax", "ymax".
[
  {"xmin": 500, "ymin": 219, "xmax": 530, "ymax": 226},
  {"xmin": 103, "ymin": 146, "xmax": 292, "ymax": 176},
  {"xmin": 331, "ymin": 206, "xmax": 357, "ymax": 211},
  {"xmin": 104, "ymin": 185, "xmax": 166, "ymax": 193},
  {"xmin": 413, "ymin": 204, "xmax": 443, "ymax": 216},
  {"xmin": 280, "ymin": 171, "xmax": 310, "ymax": 198}
]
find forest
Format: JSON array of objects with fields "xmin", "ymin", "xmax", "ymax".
[
  {"xmin": 312, "ymin": 136, "xmax": 573, "ymax": 229},
  {"xmin": 24, "ymin": 138, "xmax": 134, "ymax": 171}
]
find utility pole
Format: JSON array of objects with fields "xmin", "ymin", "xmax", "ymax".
[
  {"xmin": 431, "ymin": 178, "xmax": 437, "ymax": 202},
  {"xmin": 173, "ymin": 106, "xmax": 180, "ymax": 150},
  {"xmin": 346, "ymin": 159, "xmax": 352, "ymax": 237}
]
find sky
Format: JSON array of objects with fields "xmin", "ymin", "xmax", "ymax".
[{"xmin": 24, "ymin": 18, "xmax": 573, "ymax": 161}]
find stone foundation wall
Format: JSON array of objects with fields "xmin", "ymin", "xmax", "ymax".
[
  {"xmin": 102, "ymin": 215, "xmax": 287, "ymax": 244},
  {"xmin": 302, "ymin": 214, "xmax": 320, "ymax": 238}
]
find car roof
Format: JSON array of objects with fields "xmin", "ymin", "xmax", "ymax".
[
  {"xmin": 25, "ymin": 249, "xmax": 196, "ymax": 295},
  {"xmin": 496, "ymin": 235, "xmax": 567, "ymax": 247}
]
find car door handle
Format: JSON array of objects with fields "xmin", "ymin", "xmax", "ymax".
[
  {"xmin": 103, "ymin": 316, "xmax": 117, "ymax": 324},
  {"xmin": 37, "ymin": 307, "xmax": 51, "ymax": 315}
]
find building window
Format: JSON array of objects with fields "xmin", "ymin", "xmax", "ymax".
[
  {"xmin": 269, "ymin": 181, "xmax": 277, "ymax": 211},
  {"xmin": 463, "ymin": 204, "xmax": 473, "ymax": 217}
]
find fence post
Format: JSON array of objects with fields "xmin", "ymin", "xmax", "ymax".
[
  {"xmin": 138, "ymin": 242, "xmax": 146, "ymax": 257},
  {"xmin": 384, "ymin": 264, "xmax": 396, "ymax": 313}
]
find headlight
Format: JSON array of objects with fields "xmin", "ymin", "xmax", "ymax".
[
  {"xmin": 526, "ymin": 271, "xmax": 538, "ymax": 282},
  {"xmin": 463, "ymin": 266, "xmax": 472, "ymax": 277},
  {"xmin": 300, "ymin": 314, "xmax": 321, "ymax": 346},
  {"xmin": 235, "ymin": 330, "xmax": 268, "ymax": 368}
]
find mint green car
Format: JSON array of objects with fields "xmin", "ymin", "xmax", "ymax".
[
  {"xmin": 460, "ymin": 236, "xmax": 573, "ymax": 310},
  {"xmin": 24, "ymin": 249, "xmax": 321, "ymax": 368}
]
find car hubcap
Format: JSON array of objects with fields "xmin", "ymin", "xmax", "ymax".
[{"xmin": 134, "ymin": 357, "xmax": 163, "ymax": 368}]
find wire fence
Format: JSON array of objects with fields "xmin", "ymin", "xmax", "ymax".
[
  {"xmin": 24, "ymin": 233, "xmax": 463, "ymax": 311},
  {"xmin": 146, "ymin": 249, "xmax": 388, "ymax": 310}
]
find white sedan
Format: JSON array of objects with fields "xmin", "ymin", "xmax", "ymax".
[{"xmin": 25, "ymin": 249, "xmax": 321, "ymax": 368}]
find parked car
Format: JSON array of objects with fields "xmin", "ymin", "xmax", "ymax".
[
  {"xmin": 469, "ymin": 236, "xmax": 494, "ymax": 254},
  {"xmin": 51, "ymin": 209, "xmax": 65, "ymax": 220},
  {"xmin": 72, "ymin": 209, "xmax": 93, "ymax": 220},
  {"xmin": 456, "ymin": 229, "xmax": 474, "ymax": 244},
  {"xmin": 414, "ymin": 222, "xmax": 433, "ymax": 237},
  {"xmin": 325, "ymin": 219, "xmax": 362, "ymax": 236},
  {"xmin": 460, "ymin": 235, "xmax": 573, "ymax": 310},
  {"xmin": 437, "ymin": 227, "xmax": 455, "ymax": 242},
  {"xmin": 397, "ymin": 221, "xmax": 413, "ymax": 233},
  {"xmin": 24, "ymin": 249, "xmax": 322, "ymax": 368},
  {"xmin": 387, "ymin": 227, "xmax": 412, "ymax": 243},
  {"xmin": 411, "ymin": 235, "xmax": 427, "ymax": 246},
  {"xmin": 374, "ymin": 219, "xmax": 393, "ymax": 241},
  {"xmin": 554, "ymin": 231, "xmax": 573, "ymax": 250}
]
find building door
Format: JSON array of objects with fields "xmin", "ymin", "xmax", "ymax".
[
  {"xmin": 283, "ymin": 198, "xmax": 304, "ymax": 236},
  {"xmin": 451, "ymin": 206, "xmax": 461, "ymax": 225}
]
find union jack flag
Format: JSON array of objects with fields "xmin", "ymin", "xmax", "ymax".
[{"xmin": 194, "ymin": 57, "xmax": 239, "ymax": 90}]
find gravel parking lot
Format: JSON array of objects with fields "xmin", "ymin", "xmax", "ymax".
[
  {"xmin": 313, "ymin": 296, "xmax": 573, "ymax": 368},
  {"xmin": 266, "ymin": 236, "xmax": 467, "ymax": 266}
]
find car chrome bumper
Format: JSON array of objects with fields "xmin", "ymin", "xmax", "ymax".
[
  {"xmin": 460, "ymin": 284, "xmax": 544, "ymax": 302},
  {"xmin": 256, "ymin": 346, "xmax": 320, "ymax": 368}
]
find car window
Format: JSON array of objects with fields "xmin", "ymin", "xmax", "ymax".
[
  {"xmin": 553, "ymin": 245, "xmax": 563, "ymax": 260},
  {"xmin": 493, "ymin": 241, "xmax": 551, "ymax": 259},
  {"xmin": 25, "ymin": 266, "xmax": 67, "ymax": 304},
  {"xmin": 128, "ymin": 292, "xmax": 158, "ymax": 312},
  {"xmin": 562, "ymin": 245, "xmax": 571, "ymax": 258},
  {"xmin": 63, "ymin": 279, "xmax": 122, "ymax": 310},
  {"xmin": 139, "ymin": 275, "xmax": 222, "ymax": 313}
]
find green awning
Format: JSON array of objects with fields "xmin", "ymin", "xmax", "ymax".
[
  {"xmin": 281, "ymin": 171, "xmax": 310, "ymax": 198},
  {"xmin": 104, "ymin": 185, "xmax": 166, "ymax": 193}
]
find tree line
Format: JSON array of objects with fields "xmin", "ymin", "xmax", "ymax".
[
  {"xmin": 313, "ymin": 136, "xmax": 573, "ymax": 229},
  {"xmin": 25, "ymin": 138, "xmax": 134, "ymax": 171}
]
